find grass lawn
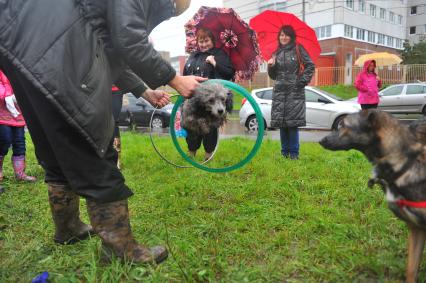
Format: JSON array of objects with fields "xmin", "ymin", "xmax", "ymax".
[
  {"xmin": 0, "ymin": 132, "xmax": 417, "ymax": 282},
  {"xmin": 317, "ymin": 85, "xmax": 358, "ymax": 100}
]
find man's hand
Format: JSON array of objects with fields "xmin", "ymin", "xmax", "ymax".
[
  {"xmin": 142, "ymin": 89, "xmax": 170, "ymax": 108},
  {"xmin": 169, "ymin": 75, "xmax": 207, "ymax": 98},
  {"xmin": 267, "ymin": 57, "xmax": 275, "ymax": 65}
]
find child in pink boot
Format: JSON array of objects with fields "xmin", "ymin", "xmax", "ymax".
[{"xmin": 0, "ymin": 69, "xmax": 36, "ymax": 182}]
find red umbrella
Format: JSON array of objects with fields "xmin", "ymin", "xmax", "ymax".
[
  {"xmin": 185, "ymin": 6, "xmax": 261, "ymax": 81},
  {"xmin": 249, "ymin": 10, "xmax": 321, "ymax": 63}
]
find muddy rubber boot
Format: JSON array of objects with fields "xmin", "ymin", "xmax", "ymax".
[
  {"xmin": 12, "ymin": 155, "xmax": 36, "ymax": 182},
  {"xmin": 113, "ymin": 137, "xmax": 122, "ymax": 170},
  {"xmin": 86, "ymin": 199, "xmax": 168, "ymax": 264},
  {"xmin": 48, "ymin": 183, "xmax": 94, "ymax": 244}
]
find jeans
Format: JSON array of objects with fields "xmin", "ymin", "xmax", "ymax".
[
  {"xmin": 279, "ymin": 127, "xmax": 299, "ymax": 157},
  {"xmin": 0, "ymin": 125, "xmax": 26, "ymax": 156}
]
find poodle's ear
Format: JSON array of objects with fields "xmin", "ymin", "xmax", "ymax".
[{"xmin": 191, "ymin": 95, "xmax": 201, "ymax": 111}]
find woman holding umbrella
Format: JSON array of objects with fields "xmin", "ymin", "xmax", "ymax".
[
  {"xmin": 183, "ymin": 6, "xmax": 261, "ymax": 161},
  {"xmin": 354, "ymin": 60, "xmax": 382, "ymax": 109},
  {"xmin": 267, "ymin": 25, "xmax": 315, "ymax": 160},
  {"xmin": 183, "ymin": 27, "xmax": 235, "ymax": 161}
]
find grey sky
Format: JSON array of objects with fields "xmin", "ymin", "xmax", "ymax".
[{"xmin": 150, "ymin": 0, "xmax": 223, "ymax": 57}]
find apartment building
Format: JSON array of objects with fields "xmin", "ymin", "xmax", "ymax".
[
  {"xmin": 224, "ymin": 0, "xmax": 409, "ymax": 82},
  {"xmin": 406, "ymin": 0, "xmax": 426, "ymax": 44}
]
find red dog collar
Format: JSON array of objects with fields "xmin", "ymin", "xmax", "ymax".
[{"xmin": 396, "ymin": 199, "xmax": 426, "ymax": 209}]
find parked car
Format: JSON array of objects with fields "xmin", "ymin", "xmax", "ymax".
[
  {"xmin": 239, "ymin": 86, "xmax": 360, "ymax": 131},
  {"xmin": 118, "ymin": 93, "xmax": 172, "ymax": 128},
  {"xmin": 377, "ymin": 83, "xmax": 426, "ymax": 114}
]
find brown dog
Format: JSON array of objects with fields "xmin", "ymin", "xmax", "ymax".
[{"xmin": 320, "ymin": 110, "xmax": 426, "ymax": 283}]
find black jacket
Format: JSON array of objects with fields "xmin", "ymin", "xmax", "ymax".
[
  {"xmin": 183, "ymin": 48, "xmax": 235, "ymax": 80},
  {"xmin": 0, "ymin": 0, "xmax": 176, "ymax": 157},
  {"xmin": 268, "ymin": 43, "xmax": 315, "ymax": 128}
]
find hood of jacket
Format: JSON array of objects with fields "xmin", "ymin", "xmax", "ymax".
[{"xmin": 362, "ymin": 59, "xmax": 377, "ymax": 75}]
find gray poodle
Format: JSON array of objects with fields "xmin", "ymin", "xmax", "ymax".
[{"xmin": 181, "ymin": 83, "xmax": 228, "ymax": 136}]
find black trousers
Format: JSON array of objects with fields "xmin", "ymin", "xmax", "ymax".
[
  {"xmin": 112, "ymin": 90, "xmax": 123, "ymax": 138},
  {"xmin": 360, "ymin": 104, "xmax": 378, "ymax": 110},
  {"xmin": 0, "ymin": 60, "xmax": 132, "ymax": 203},
  {"xmin": 186, "ymin": 128, "xmax": 218, "ymax": 153}
]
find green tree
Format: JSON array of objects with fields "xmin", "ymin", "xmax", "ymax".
[{"xmin": 401, "ymin": 40, "xmax": 426, "ymax": 64}]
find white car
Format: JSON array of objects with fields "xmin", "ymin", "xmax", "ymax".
[
  {"xmin": 239, "ymin": 86, "xmax": 360, "ymax": 131},
  {"xmin": 377, "ymin": 83, "xmax": 426, "ymax": 114}
]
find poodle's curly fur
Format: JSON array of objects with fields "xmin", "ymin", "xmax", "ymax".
[{"xmin": 181, "ymin": 83, "xmax": 228, "ymax": 135}]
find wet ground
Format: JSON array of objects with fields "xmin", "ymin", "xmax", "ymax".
[
  {"xmin": 123, "ymin": 113, "xmax": 423, "ymax": 143},
  {"xmin": 123, "ymin": 119, "xmax": 331, "ymax": 143}
]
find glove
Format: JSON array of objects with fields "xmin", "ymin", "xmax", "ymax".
[{"xmin": 5, "ymin": 94, "xmax": 20, "ymax": 118}]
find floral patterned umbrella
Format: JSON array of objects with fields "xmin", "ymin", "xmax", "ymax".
[{"xmin": 185, "ymin": 6, "xmax": 261, "ymax": 81}]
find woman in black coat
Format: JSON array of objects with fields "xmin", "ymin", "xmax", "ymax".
[
  {"xmin": 183, "ymin": 27, "xmax": 235, "ymax": 161},
  {"xmin": 267, "ymin": 25, "xmax": 315, "ymax": 160}
]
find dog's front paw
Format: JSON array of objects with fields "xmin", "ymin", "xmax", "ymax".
[{"xmin": 367, "ymin": 178, "xmax": 376, "ymax": 188}]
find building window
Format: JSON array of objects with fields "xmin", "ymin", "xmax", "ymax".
[
  {"xmin": 260, "ymin": 1, "xmax": 287, "ymax": 13},
  {"xmin": 356, "ymin": 28, "xmax": 365, "ymax": 40},
  {"xmin": 410, "ymin": 26, "xmax": 416, "ymax": 35},
  {"xmin": 389, "ymin": 12, "xmax": 395, "ymax": 23},
  {"xmin": 358, "ymin": 0, "xmax": 365, "ymax": 13},
  {"xmin": 411, "ymin": 6, "xmax": 417, "ymax": 15},
  {"xmin": 367, "ymin": 31, "xmax": 376, "ymax": 43},
  {"xmin": 387, "ymin": 36, "xmax": 394, "ymax": 47},
  {"xmin": 370, "ymin": 4, "xmax": 377, "ymax": 17},
  {"xmin": 315, "ymin": 25, "xmax": 332, "ymax": 39},
  {"xmin": 344, "ymin": 25, "xmax": 354, "ymax": 38},
  {"xmin": 398, "ymin": 15, "xmax": 403, "ymax": 25},
  {"xmin": 396, "ymin": 39, "xmax": 403, "ymax": 49},
  {"xmin": 346, "ymin": 0, "xmax": 354, "ymax": 9},
  {"xmin": 377, "ymin": 33, "xmax": 385, "ymax": 44},
  {"xmin": 379, "ymin": 8, "xmax": 386, "ymax": 20}
]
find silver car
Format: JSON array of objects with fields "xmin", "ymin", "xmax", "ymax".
[
  {"xmin": 378, "ymin": 83, "xmax": 426, "ymax": 114},
  {"xmin": 239, "ymin": 86, "xmax": 360, "ymax": 131}
]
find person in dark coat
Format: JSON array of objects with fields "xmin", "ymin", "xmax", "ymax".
[
  {"xmin": 183, "ymin": 27, "xmax": 235, "ymax": 161},
  {"xmin": 267, "ymin": 25, "xmax": 315, "ymax": 160},
  {"xmin": 0, "ymin": 0, "xmax": 205, "ymax": 264}
]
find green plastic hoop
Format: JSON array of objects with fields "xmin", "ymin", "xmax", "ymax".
[{"xmin": 169, "ymin": 79, "xmax": 264, "ymax": 173}]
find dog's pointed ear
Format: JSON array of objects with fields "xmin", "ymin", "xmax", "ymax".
[
  {"xmin": 360, "ymin": 109, "xmax": 379, "ymax": 129},
  {"xmin": 363, "ymin": 109, "xmax": 379, "ymax": 128}
]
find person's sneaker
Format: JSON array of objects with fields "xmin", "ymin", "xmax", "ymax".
[{"xmin": 290, "ymin": 154, "xmax": 299, "ymax": 160}]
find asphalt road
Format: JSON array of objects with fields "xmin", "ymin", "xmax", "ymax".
[{"xmin": 125, "ymin": 113, "xmax": 423, "ymax": 143}]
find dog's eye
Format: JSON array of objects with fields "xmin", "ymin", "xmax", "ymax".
[{"xmin": 209, "ymin": 98, "xmax": 215, "ymax": 103}]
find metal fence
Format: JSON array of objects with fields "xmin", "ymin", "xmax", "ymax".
[
  {"xmin": 160, "ymin": 64, "xmax": 426, "ymax": 92},
  {"xmin": 236, "ymin": 64, "xmax": 426, "ymax": 90}
]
